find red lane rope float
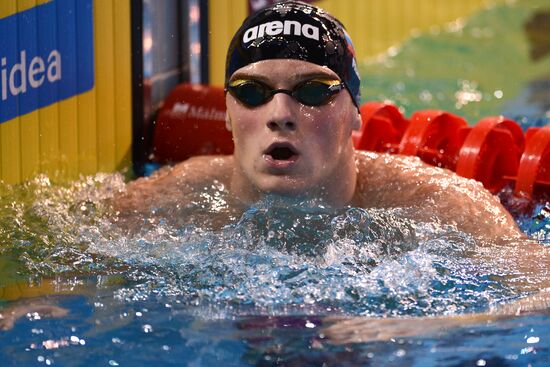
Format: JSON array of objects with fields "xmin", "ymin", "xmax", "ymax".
[
  {"xmin": 153, "ymin": 84, "xmax": 233, "ymax": 164},
  {"xmin": 514, "ymin": 126, "xmax": 550, "ymax": 199},
  {"xmin": 398, "ymin": 110, "xmax": 468, "ymax": 170},
  {"xmin": 455, "ymin": 116, "xmax": 524, "ymax": 193},
  {"xmin": 353, "ymin": 102, "xmax": 409, "ymax": 152}
]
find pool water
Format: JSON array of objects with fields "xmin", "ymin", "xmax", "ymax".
[
  {"xmin": 2, "ymin": 294, "xmax": 550, "ymax": 366},
  {"xmin": 360, "ymin": 0, "xmax": 550, "ymax": 124},
  {"xmin": 2, "ymin": 1, "xmax": 550, "ymax": 365},
  {"xmin": 1, "ymin": 172, "xmax": 549, "ymax": 366}
]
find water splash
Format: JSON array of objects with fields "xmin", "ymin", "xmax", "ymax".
[{"xmin": 1, "ymin": 174, "xmax": 527, "ymax": 318}]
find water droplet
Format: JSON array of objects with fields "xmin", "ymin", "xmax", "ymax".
[
  {"xmin": 395, "ymin": 349, "xmax": 406, "ymax": 357},
  {"xmin": 143, "ymin": 324, "xmax": 153, "ymax": 333}
]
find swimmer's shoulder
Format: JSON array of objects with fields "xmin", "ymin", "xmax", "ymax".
[
  {"xmin": 355, "ymin": 149, "xmax": 440, "ymax": 172},
  {"xmin": 354, "ymin": 151, "xmax": 438, "ymax": 199},
  {"xmin": 112, "ymin": 155, "xmax": 234, "ymax": 213},
  {"xmin": 131, "ymin": 155, "xmax": 234, "ymax": 188},
  {"xmin": 355, "ymin": 149, "xmax": 506, "ymax": 197},
  {"xmin": 354, "ymin": 150, "xmax": 484, "ymax": 206},
  {"xmin": 353, "ymin": 150, "xmax": 522, "ymax": 240},
  {"xmin": 168, "ymin": 155, "xmax": 234, "ymax": 184}
]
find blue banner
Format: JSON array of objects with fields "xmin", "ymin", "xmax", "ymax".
[{"xmin": 0, "ymin": 0, "xmax": 94, "ymax": 123}]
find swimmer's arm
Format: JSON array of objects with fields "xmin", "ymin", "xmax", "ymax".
[
  {"xmin": 323, "ymin": 290, "xmax": 550, "ymax": 344},
  {"xmin": 323, "ymin": 313, "xmax": 506, "ymax": 344},
  {"xmin": 0, "ymin": 279, "xmax": 87, "ymax": 331},
  {"xmin": 0, "ymin": 299, "xmax": 68, "ymax": 331},
  {"xmin": 323, "ymin": 237, "xmax": 550, "ymax": 344},
  {"xmin": 0, "ymin": 275, "xmax": 131, "ymax": 331},
  {"xmin": 493, "ymin": 289, "xmax": 550, "ymax": 316},
  {"xmin": 474, "ymin": 238, "xmax": 550, "ymax": 292}
]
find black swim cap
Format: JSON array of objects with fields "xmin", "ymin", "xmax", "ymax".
[{"xmin": 225, "ymin": 0, "xmax": 361, "ymax": 108}]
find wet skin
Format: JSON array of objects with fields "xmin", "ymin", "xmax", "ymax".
[{"xmin": 225, "ymin": 59, "xmax": 361, "ymax": 207}]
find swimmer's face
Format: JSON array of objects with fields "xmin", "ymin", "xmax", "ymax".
[{"xmin": 226, "ymin": 59, "xmax": 361, "ymax": 199}]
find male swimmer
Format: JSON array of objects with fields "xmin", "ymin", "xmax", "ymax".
[
  {"xmin": 111, "ymin": 0, "xmax": 550, "ymax": 340},
  {"xmin": 3, "ymin": 1, "xmax": 550, "ymax": 340},
  {"xmin": 115, "ymin": 0, "xmax": 521, "ymax": 241}
]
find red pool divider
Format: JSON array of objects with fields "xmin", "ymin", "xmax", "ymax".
[
  {"xmin": 514, "ymin": 126, "xmax": 550, "ymax": 198},
  {"xmin": 354, "ymin": 102, "xmax": 548, "ymax": 198},
  {"xmin": 455, "ymin": 116, "xmax": 524, "ymax": 193},
  {"xmin": 152, "ymin": 85, "xmax": 548, "ymax": 199},
  {"xmin": 398, "ymin": 110, "xmax": 468, "ymax": 170},
  {"xmin": 352, "ymin": 102, "xmax": 408, "ymax": 153},
  {"xmin": 153, "ymin": 84, "xmax": 233, "ymax": 163}
]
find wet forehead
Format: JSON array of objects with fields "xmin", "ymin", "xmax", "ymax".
[{"xmin": 229, "ymin": 59, "xmax": 339, "ymax": 86}]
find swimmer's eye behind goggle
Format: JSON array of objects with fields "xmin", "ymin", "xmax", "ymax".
[{"xmin": 225, "ymin": 78, "xmax": 344, "ymax": 107}]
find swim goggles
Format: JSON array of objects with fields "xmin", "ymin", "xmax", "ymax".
[{"xmin": 225, "ymin": 78, "xmax": 344, "ymax": 107}]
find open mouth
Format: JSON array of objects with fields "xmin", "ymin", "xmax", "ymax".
[{"xmin": 265, "ymin": 143, "xmax": 299, "ymax": 161}]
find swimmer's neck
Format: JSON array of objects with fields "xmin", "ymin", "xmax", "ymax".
[{"xmin": 229, "ymin": 155, "xmax": 358, "ymax": 209}]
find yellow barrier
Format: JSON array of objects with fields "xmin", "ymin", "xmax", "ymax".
[
  {"xmin": 0, "ymin": 0, "xmax": 132, "ymax": 184},
  {"xmin": 208, "ymin": 0, "xmax": 248, "ymax": 89},
  {"xmin": 208, "ymin": 0, "xmax": 505, "ymax": 86}
]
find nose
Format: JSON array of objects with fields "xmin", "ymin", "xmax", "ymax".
[{"xmin": 265, "ymin": 93, "xmax": 297, "ymax": 132}]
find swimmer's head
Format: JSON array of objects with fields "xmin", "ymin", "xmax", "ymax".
[{"xmin": 225, "ymin": 0, "xmax": 361, "ymax": 109}]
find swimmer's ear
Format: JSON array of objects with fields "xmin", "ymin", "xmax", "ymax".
[
  {"xmin": 351, "ymin": 110, "xmax": 361, "ymax": 131},
  {"xmin": 225, "ymin": 113, "xmax": 232, "ymax": 132}
]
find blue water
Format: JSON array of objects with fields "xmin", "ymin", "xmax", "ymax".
[
  {"xmin": 1, "ymin": 173, "xmax": 550, "ymax": 366},
  {"xmin": 1, "ymin": 294, "xmax": 549, "ymax": 366}
]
